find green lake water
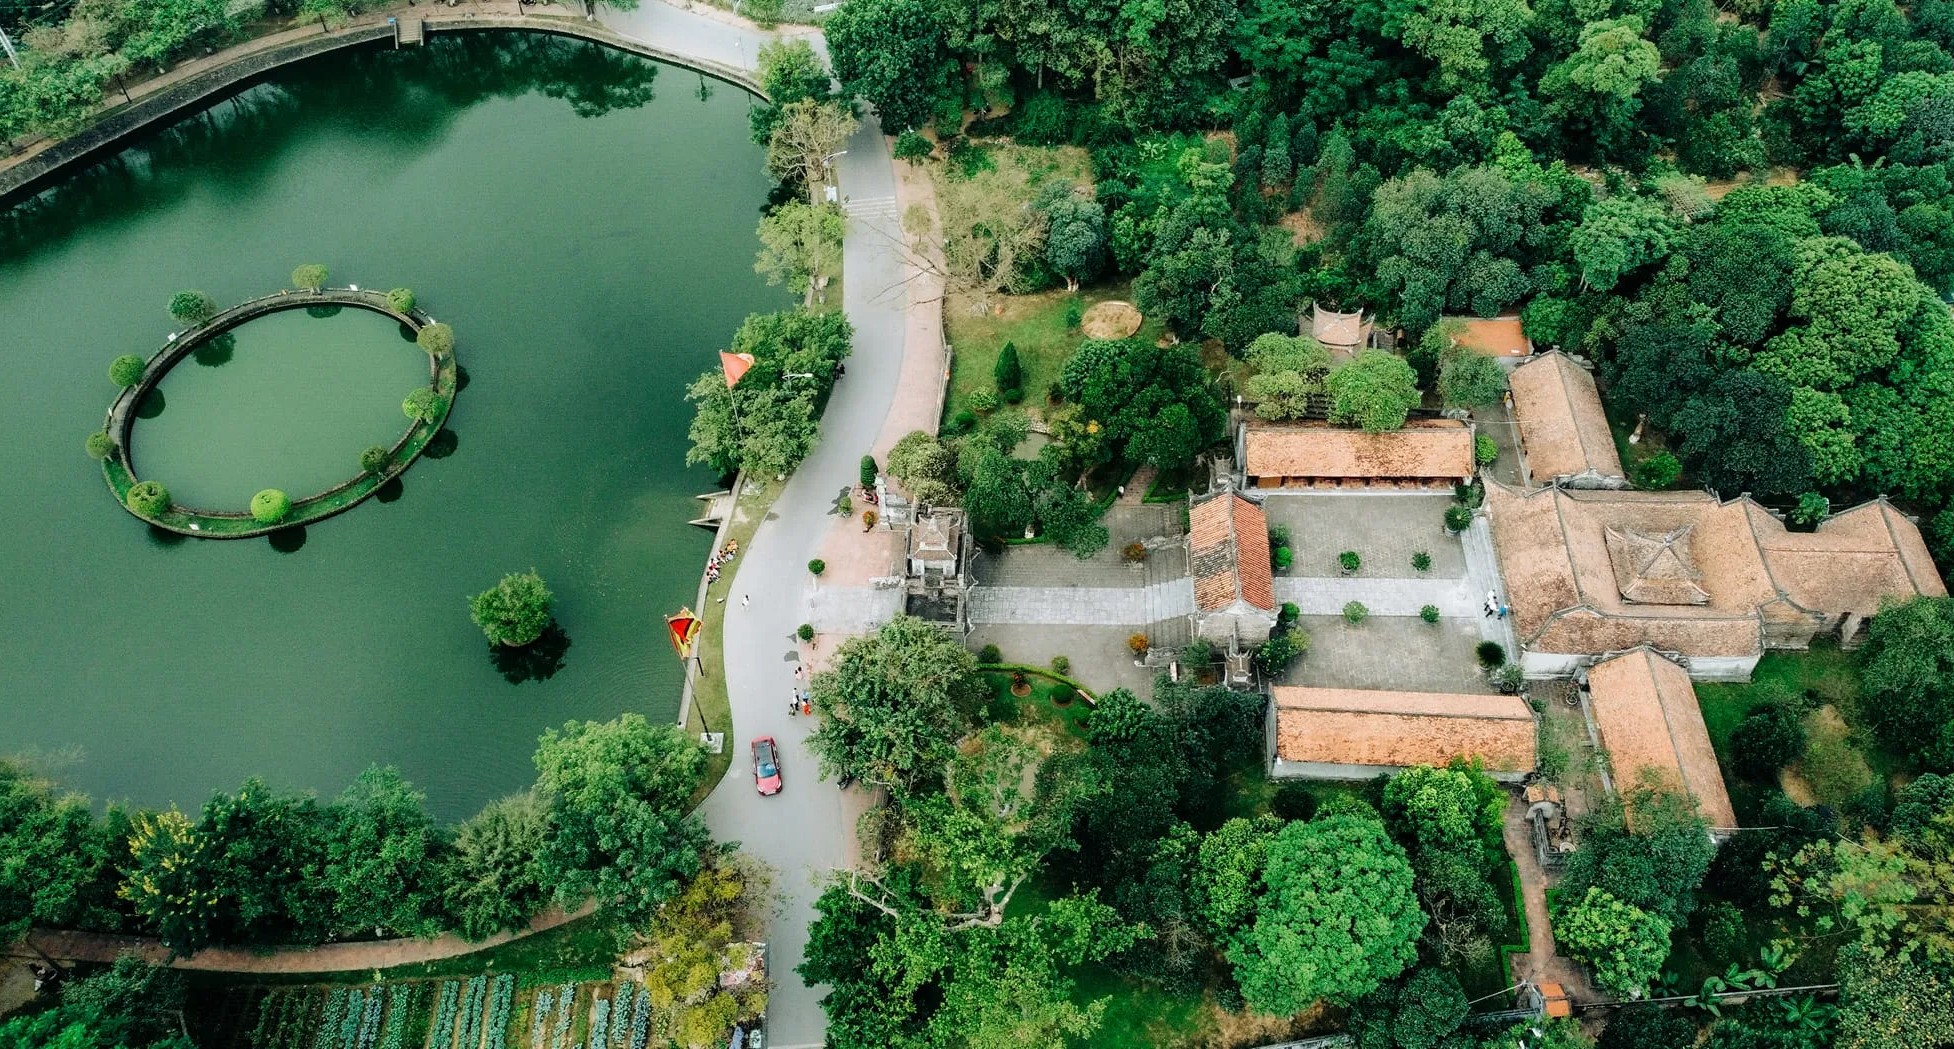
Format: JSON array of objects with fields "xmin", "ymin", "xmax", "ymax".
[
  {"xmin": 135, "ymin": 307, "xmax": 430, "ymax": 509},
  {"xmin": 0, "ymin": 32, "xmax": 787, "ymax": 820}
]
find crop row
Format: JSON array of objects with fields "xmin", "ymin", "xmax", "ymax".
[
  {"xmin": 457, "ymin": 975, "xmax": 488, "ymax": 1049},
  {"xmin": 527, "ymin": 989, "xmax": 555, "ymax": 1049},
  {"xmin": 429, "ymin": 981, "xmax": 461, "ymax": 1049},
  {"xmin": 379, "ymin": 984, "xmax": 417, "ymax": 1049},
  {"xmin": 622, "ymin": 987, "xmax": 650, "ymax": 1049},
  {"xmin": 315, "ymin": 989, "xmax": 350, "ymax": 1049},
  {"xmin": 484, "ymin": 975, "xmax": 516, "ymax": 1049},
  {"xmin": 252, "ymin": 989, "xmax": 321, "ymax": 1049},
  {"xmin": 548, "ymin": 983, "xmax": 576, "ymax": 1049},
  {"xmin": 584, "ymin": 998, "xmax": 610, "ymax": 1049}
]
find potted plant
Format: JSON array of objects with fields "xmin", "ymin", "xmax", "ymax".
[
  {"xmin": 863, "ymin": 508, "xmax": 879, "ymax": 531},
  {"xmin": 1127, "ymin": 633, "xmax": 1150, "ymax": 655},
  {"xmin": 838, "ymin": 493, "xmax": 854, "ymax": 518},
  {"xmin": 1338, "ymin": 550, "xmax": 1361, "ymax": 575}
]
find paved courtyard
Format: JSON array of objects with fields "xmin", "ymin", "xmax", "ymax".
[
  {"xmin": 1259, "ymin": 492, "xmax": 1466, "ymax": 578},
  {"xmin": 963, "ymin": 622, "xmax": 1164, "ymax": 696},
  {"xmin": 1281, "ymin": 615, "xmax": 1496, "ymax": 693}
]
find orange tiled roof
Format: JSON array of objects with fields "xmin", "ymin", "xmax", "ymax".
[
  {"xmin": 1190, "ymin": 492, "xmax": 1276, "ymax": 613},
  {"xmin": 1587, "ymin": 648, "xmax": 1738, "ymax": 829},
  {"xmin": 1272, "ymin": 687, "xmax": 1536, "ymax": 773},
  {"xmin": 1243, "ymin": 420, "xmax": 1476, "ymax": 482},
  {"xmin": 1508, "ymin": 351, "xmax": 1624, "ymax": 485}
]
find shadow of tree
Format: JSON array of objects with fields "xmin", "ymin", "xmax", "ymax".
[{"xmin": 489, "ymin": 620, "xmax": 572, "ymax": 685}]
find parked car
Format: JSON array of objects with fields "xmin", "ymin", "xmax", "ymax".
[{"xmin": 753, "ymin": 736, "xmax": 782, "ymax": 796}]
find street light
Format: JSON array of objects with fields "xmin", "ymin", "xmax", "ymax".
[{"xmin": 784, "ymin": 371, "xmax": 816, "ymax": 380}]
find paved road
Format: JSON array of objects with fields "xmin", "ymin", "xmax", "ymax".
[{"xmin": 595, "ymin": 6, "xmax": 905, "ymax": 1046}]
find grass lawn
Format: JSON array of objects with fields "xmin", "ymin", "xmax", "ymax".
[
  {"xmin": 980, "ymin": 668, "xmax": 1093, "ymax": 740},
  {"xmin": 686, "ymin": 476, "xmax": 784, "ymax": 802},
  {"xmin": 944, "ymin": 282, "xmax": 1169, "ymax": 424}
]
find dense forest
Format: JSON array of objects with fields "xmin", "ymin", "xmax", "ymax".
[{"xmin": 814, "ymin": 0, "xmax": 1954, "ymax": 550}]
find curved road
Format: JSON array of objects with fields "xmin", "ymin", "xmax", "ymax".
[{"xmin": 596, "ymin": 6, "xmax": 906, "ymax": 1046}]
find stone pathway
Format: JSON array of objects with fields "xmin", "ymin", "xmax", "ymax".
[
  {"xmin": 967, "ymin": 579, "xmax": 1195, "ymax": 625},
  {"xmin": 1273, "ymin": 574, "xmax": 1476, "ymax": 617},
  {"xmin": 1500, "ymin": 797, "xmax": 1597, "ymax": 1002},
  {"xmin": 12, "ymin": 902, "xmax": 596, "ymax": 974},
  {"xmin": 805, "ymin": 584, "xmax": 905, "ymax": 633}
]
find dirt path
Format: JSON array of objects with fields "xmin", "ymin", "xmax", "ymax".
[
  {"xmin": 1501, "ymin": 796, "xmax": 1598, "ymax": 1002},
  {"xmin": 8, "ymin": 901, "xmax": 597, "ymax": 975}
]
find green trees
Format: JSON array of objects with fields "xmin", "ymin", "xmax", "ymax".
[
  {"xmin": 85, "ymin": 431, "xmax": 116, "ymax": 460},
  {"xmin": 249, "ymin": 489, "xmax": 290, "ymax": 524},
  {"xmin": 755, "ymin": 201, "xmax": 845, "ymax": 306},
  {"xmin": 825, "ymin": 0, "xmax": 953, "ymax": 132},
  {"xmin": 684, "ymin": 310, "xmax": 854, "ymax": 477},
  {"xmin": 1039, "ymin": 189, "xmax": 1108, "ymax": 291},
  {"xmin": 1225, "ymin": 814, "xmax": 1424, "ymax": 1011},
  {"xmin": 469, "ymin": 570, "xmax": 553, "ymax": 647},
  {"xmin": 1730, "ymin": 704, "xmax": 1808, "ymax": 780},
  {"xmin": 1437, "ymin": 351, "xmax": 1506, "ymax": 411},
  {"xmin": 806, "ymin": 615, "xmax": 985, "ymax": 787},
  {"xmin": 124, "ymin": 480, "xmax": 170, "ymax": 516},
  {"xmin": 0, "ymin": 954, "xmax": 189, "ymax": 1049},
  {"xmin": 443, "ymin": 791, "xmax": 550, "ymax": 940},
  {"xmin": 1857, "ymin": 596, "xmax": 1954, "ymax": 761},
  {"xmin": 1569, "ymin": 196, "xmax": 1674, "ymax": 292},
  {"xmin": 1553, "ymin": 886, "xmax": 1673, "ymax": 998},
  {"xmin": 0, "ymin": 762, "xmax": 125, "ymax": 942},
  {"xmin": 1328, "ymin": 350, "xmax": 1421, "ymax": 433},
  {"xmin": 167, "ymin": 290, "xmax": 217, "ymax": 325},
  {"xmin": 1058, "ymin": 338, "xmax": 1225, "ymax": 470},
  {"xmin": 765, "ymin": 97, "xmax": 859, "ymax": 201},
  {"xmin": 322, "ymin": 766, "xmax": 445, "ymax": 938},
  {"xmin": 291, "ymin": 263, "xmax": 328, "ymax": 292},
  {"xmin": 1243, "ymin": 333, "xmax": 1333, "ymax": 420},
  {"xmin": 359, "ymin": 445, "xmax": 389, "ymax": 475},
  {"xmin": 751, "ymin": 38, "xmax": 832, "ymax": 144},
  {"xmin": 1559, "ymin": 788, "xmax": 1713, "ymax": 926},
  {"xmin": 531, "ymin": 714, "xmax": 708, "ymax": 922},
  {"xmin": 415, "ymin": 322, "xmax": 455, "ymax": 358},
  {"xmin": 1631, "ymin": 451, "xmax": 1680, "ymax": 490},
  {"xmin": 386, "ymin": 288, "xmax": 416, "ymax": 313},
  {"xmin": 109, "ymin": 354, "xmax": 145, "ymax": 387}
]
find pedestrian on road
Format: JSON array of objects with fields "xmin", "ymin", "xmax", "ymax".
[
  {"xmin": 1499, "ymin": 603, "xmax": 1510, "ymax": 619},
  {"xmin": 741, "ymin": 594, "xmax": 750, "ymax": 608},
  {"xmin": 787, "ymin": 693, "xmax": 798, "ymax": 716}
]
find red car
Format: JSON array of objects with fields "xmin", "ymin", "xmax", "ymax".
[{"xmin": 752, "ymin": 736, "xmax": 783, "ymax": 796}]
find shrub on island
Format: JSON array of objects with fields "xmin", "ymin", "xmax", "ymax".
[{"xmin": 251, "ymin": 489, "xmax": 292, "ymax": 525}]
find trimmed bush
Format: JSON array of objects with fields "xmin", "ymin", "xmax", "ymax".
[
  {"xmin": 1063, "ymin": 298, "xmax": 1084, "ymax": 329},
  {"xmin": 1279, "ymin": 601, "xmax": 1300, "ymax": 625},
  {"xmin": 387, "ymin": 287, "xmax": 417, "ymax": 313},
  {"xmin": 1477, "ymin": 640, "xmax": 1507, "ymax": 668},
  {"xmin": 1474, "ymin": 433, "xmax": 1499, "ymax": 466},
  {"xmin": 808, "ymin": 558, "xmax": 826, "ymax": 576},
  {"xmin": 1444, "ymin": 504, "xmax": 1474, "ymax": 533},
  {"xmin": 994, "ymin": 341, "xmax": 1023, "ymax": 392},
  {"xmin": 1050, "ymin": 684, "xmax": 1076, "ymax": 705},
  {"xmin": 109, "ymin": 354, "xmax": 146, "ymax": 387},
  {"xmin": 1051, "ymin": 655, "xmax": 1070, "ymax": 675},
  {"xmin": 360, "ymin": 445, "xmax": 390, "ymax": 475},
  {"xmin": 1420, "ymin": 604, "xmax": 1440, "ymax": 624},
  {"xmin": 967, "ymin": 389, "xmax": 999, "ymax": 415},
  {"xmin": 1632, "ymin": 451, "xmax": 1682, "ymax": 490},
  {"xmin": 1492, "ymin": 664, "xmax": 1526, "ymax": 693},
  {"xmin": 978, "ymin": 643, "xmax": 1002, "ymax": 664},
  {"xmin": 859, "ymin": 455, "xmax": 878, "ymax": 489},
  {"xmin": 126, "ymin": 480, "xmax": 171, "ymax": 516},
  {"xmin": 1342, "ymin": 601, "xmax": 1368, "ymax": 624},
  {"xmin": 85, "ymin": 431, "xmax": 116, "ymax": 460},
  {"xmin": 416, "ymin": 322, "xmax": 456, "ymax": 357},
  {"xmin": 1001, "ymin": 386, "xmax": 1025, "ymax": 404},
  {"xmin": 469, "ymin": 570, "xmax": 553, "ymax": 647},
  {"xmin": 1338, "ymin": 550, "xmax": 1361, "ymax": 573},
  {"xmin": 250, "ymin": 489, "xmax": 291, "ymax": 524},
  {"xmin": 1273, "ymin": 546, "xmax": 1294, "ymax": 570},
  {"xmin": 1412, "ymin": 550, "xmax": 1432, "ymax": 572},
  {"xmin": 798, "ymin": 623, "xmax": 815, "ymax": 642},
  {"xmin": 892, "ymin": 130, "xmax": 933, "ymax": 162},
  {"xmin": 1127, "ymin": 633, "xmax": 1149, "ymax": 654},
  {"xmin": 168, "ymin": 290, "xmax": 218, "ymax": 325},
  {"xmin": 402, "ymin": 387, "xmax": 444, "ymax": 423},
  {"xmin": 1730, "ymin": 704, "xmax": 1807, "ymax": 780},
  {"xmin": 292, "ymin": 263, "xmax": 329, "ymax": 291},
  {"xmin": 946, "ymin": 409, "xmax": 978, "ymax": 435}
]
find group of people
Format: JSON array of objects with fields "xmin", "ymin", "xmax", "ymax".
[
  {"xmin": 704, "ymin": 539, "xmax": 740, "ymax": 585},
  {"xmin": 788, "ymin": 664, "xmax": 811, "ymax": 716},
  {"xmin": 1483, "ymin": 590, "xmax": 1511, "ymax": 619}
]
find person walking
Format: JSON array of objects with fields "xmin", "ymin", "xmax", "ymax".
[{"xmin": 741, "ymin": 594, "xmax": 750, "ymax": 608}]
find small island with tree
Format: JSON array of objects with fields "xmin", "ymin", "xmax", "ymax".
[{"xmin": 97, "ymin": 273, "xmax": 459, "ymax": 538}]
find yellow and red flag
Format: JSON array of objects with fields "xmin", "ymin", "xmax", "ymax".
[{"xmin": 666, "ymin": 608, "xmax": 702, "ymax": 660}]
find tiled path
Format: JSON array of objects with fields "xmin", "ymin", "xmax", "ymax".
[{"xmin": 967, "ymin": 578, "xmax": 1195, "ymax": 625}]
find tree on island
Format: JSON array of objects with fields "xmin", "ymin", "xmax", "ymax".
[
  {"xmin": 470, "ymin": 570, "xmax": 553, "ymax": 647},
  {"xmin": 168, "ymin": 290, "xmax": 218, "ymax": 325},
  {"xmin": 360, "ymin": 445, "xmax": 390, "ymax": 475},
  {"xmin": 416, "ymin": 322, "xmax": 455, "ymax": 358},
  {"xmin": 250, "ymin": 489, "xmax": 290, "ymax": 525},
  {"xmin": 386, "ymin": 288, "xmax": 416, "ymax": 313},
  {"xmin": 125, "ymin": 481, "xmax": 170, "ymax": 516},
  {"xmin": 291, "ymin": 264, "xmax": 328, "ymax": 293},
  {"xmin": 85, "ymin": 431, "xmax": 116, "ymax": 460},
  {"xmin": 402, "ymin": 387, "xmax": 445, "ymax": 424},
  {"xmin": 109, "ymin": 354, "xmax": 145, "ymax": 387}
]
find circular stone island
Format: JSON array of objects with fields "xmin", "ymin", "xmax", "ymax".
[{"xmin": 96, "ymin": 288, "xmax": 459, "ymax": 537}]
